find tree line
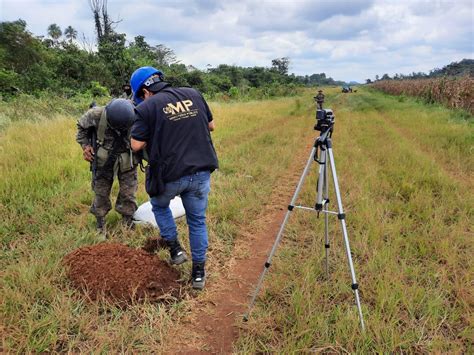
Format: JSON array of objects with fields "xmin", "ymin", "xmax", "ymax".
[
  {"xmin": 0, "ymin": 16, "xmax": 345, "ymax": 101},
  {"xmin": 366, "ymin": 59, "xmax": 473, "ymax": 83}
]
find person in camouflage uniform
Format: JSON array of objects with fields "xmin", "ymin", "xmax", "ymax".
[
  {"xmin": 76, "ymin": 99, "xmax": 138, "ymax": 233},
  {"xmin": 314, "ymin": 90, "xmax": 325, "ymax": 109},
  {"xmin": 121, "ymin": 84, "xmax": 133, "ymax": 100}
]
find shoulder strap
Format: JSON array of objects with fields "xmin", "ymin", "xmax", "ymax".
[{"xmin": 97, "ymin": 109, "xmax": 108, "ymax": 145}]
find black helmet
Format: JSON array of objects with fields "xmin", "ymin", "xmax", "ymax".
[{"xmin": 106, "ymin": 99, "xmax": 135, "ymax": 129}]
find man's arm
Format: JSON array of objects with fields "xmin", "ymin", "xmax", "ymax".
[
  {"xmin": 131, "ymin": 138, "xmax": 146, "ymax": 152},
  {"xmin": 197, "ymin": 91, "xmax": 215, "ymax": 132},
  {"xmin": 76, "ymin": 107, "xmax": 102, "ymax": 162},
  {"xmin": 130, "ymin": 110, "xmax": 150, "ymax": 152}
]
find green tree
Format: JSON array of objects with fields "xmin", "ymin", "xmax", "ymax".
[
  {"xmin": 127, "ymin": 35, "xmax": 154, "ymax": 68},
  {"xmin": 52, "ymin": 43, "xmax": 95, "ymax": 92},
  {"xmin": 98, "ymin": 32, "xmax": 132, "ymax": 94},
  {"xmin": 64, "ymin": 26, "xmax": 77, "ymax": 43},
  {"xmin": 47, "ymin": 23, "xmax": 62, "ymax": 41},
  {"xmin": 0, "ymin": 20, "xmax": 45, "ymax": 73},
  {"xmin": 0, "ymin": 69, "xmax": 20, "ymax": 93},
  {"xmin": 152, "ymin": 44, "xmax": 178, "ymax": 68},
  {"xmin": 271, "ymin": 57, "xmax": 290, "ymax": 76},
  {"xmin": 208, "ymin": 65, "xmax": 244, "ymax": 86}
]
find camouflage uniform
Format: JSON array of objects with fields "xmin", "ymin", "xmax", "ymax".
[
  {"xmin": 76, "ymin": 106, "xmax": 138, "ymax": 219},
  {"xmin": 120, "ymin": 92, "xmax": 133, "ymax": 100},
  {"xmin": 121, "ymin": 84, "xmax": 133, "ymax": 100}
]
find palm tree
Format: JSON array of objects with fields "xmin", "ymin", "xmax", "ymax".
[
  {"xmin": 64, "ymin": 26, "xmax": 78, "ymax": 43},
  {"xmin": 47, "ymin": 23, "xmax": 62, "ymax": 42}
]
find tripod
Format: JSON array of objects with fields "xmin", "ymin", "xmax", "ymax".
[{"xmin": 244, "ymin": 121, "xmax": 366, "ymax": 331}]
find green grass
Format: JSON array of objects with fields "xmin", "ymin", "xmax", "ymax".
[
  {"xmin": 1, "ymin": 88, "xmax": 472, "ymax": 352},
  {"xmin": 0, "ymin": 93, "xmax": 110, "ymax": 131}
]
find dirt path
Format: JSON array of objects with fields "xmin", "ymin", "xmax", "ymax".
[{"xmin": 178, "ymin": 138, "xmax": 314, "ymax": 353}]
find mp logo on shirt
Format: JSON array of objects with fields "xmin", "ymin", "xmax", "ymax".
[
  {"xmin": 162, "ymin": 100, "xmax": 198, "ymax": 122},
  {"xmin": 163, "ymin": 100, "xmax": 193, "ymax": 115}
]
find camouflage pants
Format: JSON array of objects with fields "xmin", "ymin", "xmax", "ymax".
[{"xmin": 90, "ymin": 167, "xmax": 138, "ymax": 218}]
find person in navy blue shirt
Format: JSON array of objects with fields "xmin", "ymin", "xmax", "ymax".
[{"xmin": 130, "ymin": 66, "xmax": 218, "ymax": 290}]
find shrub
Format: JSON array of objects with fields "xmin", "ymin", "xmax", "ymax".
[
  {"xmin": 228, "ymin": 86, "xmax": 239, "ymax": 98},
  {"xmin": 89, "ymin": 81, "xmax": 109, "ymax": 97},
  {"xmin": 0, "ymin": 69, "xmax": 20, "ymax": 95}
]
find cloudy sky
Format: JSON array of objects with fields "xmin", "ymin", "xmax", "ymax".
[{"xmin": 1, "ymin": 0, "xmax": 473, "ymax": 82}]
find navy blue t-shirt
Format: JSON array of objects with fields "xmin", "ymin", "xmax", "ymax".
[{"xmin": 131, "ymin": 85, "xmax": 218, "ymax": 187}]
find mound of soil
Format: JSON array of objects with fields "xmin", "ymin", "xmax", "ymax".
[{"xmin": 64, "ymin": 243, "xmax": 181, "ymax": 303}]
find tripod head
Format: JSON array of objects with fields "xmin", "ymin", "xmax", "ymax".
[
  {"xmin": 314, "ymin": 108, "xmax": 335, "ymax": 133},
  {"xmin": 313, "ymin": 90, "xmax": 332, "ymax": 132},
  {"xmin": 314, "ymin": 112, "xmax": 335, "ymax": 163}
]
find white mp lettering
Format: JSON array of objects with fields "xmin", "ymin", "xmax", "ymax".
[
  {"xmin": 163, "ymin": 100, "xmax": 194, "ymax": 115},
  {"xmin": 182, "ymin": 100, "xmax": 193, "ymax": 111},
  {"xmin": 168, "ymin": 102, "xmax": 185, "ymax": 114}
]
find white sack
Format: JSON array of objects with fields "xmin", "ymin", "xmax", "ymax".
[{"xmin": 133, "ymin": 197, "xmax": 185, "ymax": 227}]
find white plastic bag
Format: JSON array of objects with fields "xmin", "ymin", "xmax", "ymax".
[{"xmin": 133, "ymin": 197, "xmax": 186, "ymax": 227}]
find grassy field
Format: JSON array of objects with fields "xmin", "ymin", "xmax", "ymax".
[
  {"xmin": 236, "ymin": 89, "xmax": 473, "ymax": 353},
  {"xmin": 1, "ymin": 88, "xmax": 473, "ymax": 352},
  {"xmin": 0, "ymin": 90, "xmax": 314, "ymax": 352}
]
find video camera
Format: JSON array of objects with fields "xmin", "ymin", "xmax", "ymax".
[{"xmin": 314, "ymin": 108, "xmax": 335, "ymax": 132}]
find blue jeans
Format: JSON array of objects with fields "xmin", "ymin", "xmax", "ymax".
[{"xmin": 150, "ymin": 170, "xmax": 211, "ymax": 262}]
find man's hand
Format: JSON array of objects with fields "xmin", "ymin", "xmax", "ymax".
[{"xmin": 83, "ymin": 145, "xmax": 95, "ymax": 162}]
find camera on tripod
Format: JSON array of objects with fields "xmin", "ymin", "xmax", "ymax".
[
  {"xmin": 314, "ymin": 108, "xmax": 335, "ymax": 132},
  {"xmin": 246, "ymin": 98, "xmax": 366, "ymax": 331}
]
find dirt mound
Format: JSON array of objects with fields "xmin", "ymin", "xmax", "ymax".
[{"xmin": 64, "ymin": 243, "xmax": 181, "ymax": 303}]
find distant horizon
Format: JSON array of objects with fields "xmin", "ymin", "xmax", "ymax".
[
  {"xmin": 2, "ymin": 0, "xmax": 473, "ymax": 82},
  {"xmin": 4, "ymin": 17, "xmax": 472, "ymax": 84}
]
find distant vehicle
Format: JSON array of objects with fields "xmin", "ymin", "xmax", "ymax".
[{"xmin": 342, "ymin": 86, "xmax": 352, "ymax": 93}]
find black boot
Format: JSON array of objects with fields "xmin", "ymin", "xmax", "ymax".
[
  {"xmin": 165, "ymin": 239, "xmax": 187, "ymax": 265},
  {"xmin": 192, "ymin": 261, "xmax": 206, "ymax": 290},
  {"xmin": 96, "ymin": 216, "xmax": 105, "ymax": 231},
  {"xmin": 96, "ymin": 216, "xmax": 106, "ymax": 240}
]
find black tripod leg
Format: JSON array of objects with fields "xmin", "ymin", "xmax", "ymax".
[{"xmin": 244, "ymin": 146, "xmax": 317, "ymax": 321}]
